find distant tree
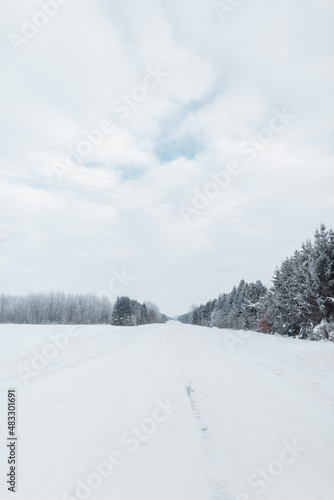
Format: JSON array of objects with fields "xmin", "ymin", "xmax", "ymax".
[
  {"xmin": 111, "ymin": 297, "xmax": 163, "ymax": 327},
  {"xmin": 0, "ymin": 292, "xmax": 113, "ymax": 324}
]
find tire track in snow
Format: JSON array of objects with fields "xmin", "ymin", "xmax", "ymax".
[
  {"xmin": 185, "ymin": 381, "xmax": 232, "ymax": 500},
  {"xmin": 172, "ymin": 326, "xmax": 232, "ymax": 499}
]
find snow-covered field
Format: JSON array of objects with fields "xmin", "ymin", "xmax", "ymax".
[{"xmin": 0, "ymin": 321, "xmax": 333, "ymax": 500}]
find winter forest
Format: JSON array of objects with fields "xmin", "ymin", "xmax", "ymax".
[
  {"xmin": 179, "ymin": 225, "xmax": 334, "ymax": 341},
  {"xmin": 1, "ymin": 225, "xmax": 334, "ymax": 340},
  {"xmin": 0, "ymin": 292, "xmax": 164, "ymax": 326}
]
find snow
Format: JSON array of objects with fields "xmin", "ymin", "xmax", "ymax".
[{"xmin": 0, "ymin": 321, "xmax": 333, "ymax": 500}]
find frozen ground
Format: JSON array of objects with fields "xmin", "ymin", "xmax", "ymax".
[{"xmin": 0, "ymin": 321, "xmax": 333, "ymax": 500}]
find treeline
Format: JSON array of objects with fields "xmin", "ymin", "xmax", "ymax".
[
  {"xmin": 0, "ymin": 292, "xmax": 113, "ymax": 324},
  {"xmin": 179, "ymin": 226, "xmax": 334, "ymax": 341},
  {"xmin": 0, "ymin": 292, "xmax": 165, "ymax": 326},
  {"xmin": 111, "ymin": 296, "xmax": 165, "ymax": 326},
  {"xmin": 178, "ymin": 280, "xmax": 267, "ymax": 331}
]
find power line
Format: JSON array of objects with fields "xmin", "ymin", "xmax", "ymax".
[
  {"xmin": 0, "ymin": 198, "xmax": 312, "ymax": 245},
  {"xmin": 2, "ymin": 241, "xmax": 274, "ymax": 273},
  {"xmin": 0, "ymin": 172, "xmax": 312, "ymax": 236},
  {"xmin": 5, "ymin": 226, "xmax": 281, "ymax": 263},
  {"xmin": 0, "ymin": 165, "xmax": 316, "ymax": 231},
  {"xmin": 0, "ymin": 151, "xmax": 317, "ymax": 225}
]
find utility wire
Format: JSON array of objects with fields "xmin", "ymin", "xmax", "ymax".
[
  {"xmin": 0, "ymin": 198, "xmax": 312, "ymax": 245},
  {"xmin": 0, "ymin": 172, "xmax": 312, "ymax": 236},
  {"xmin": 0, "ymin": 152, "xmax": 317, "ymax": 225},
  {"xmin": 2, "ymin": 241, "xmax": 274, "ymax": 273},
  {"xmin": 4, "ymin": 226, "xmax": 281, "ymax": 264},
  {"xmin": 0, "ymin": 165, "xmax": 316, "ymax": 231}
]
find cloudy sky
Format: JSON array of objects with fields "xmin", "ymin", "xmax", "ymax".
[{"xmin": 0, "ymin": 0, "xmax": 333, "ymax": 316}]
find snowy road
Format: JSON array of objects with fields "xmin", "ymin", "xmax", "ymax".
[{"xmin": 0, "ymin": 321, "xmax": 333, "ymax": 500}]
